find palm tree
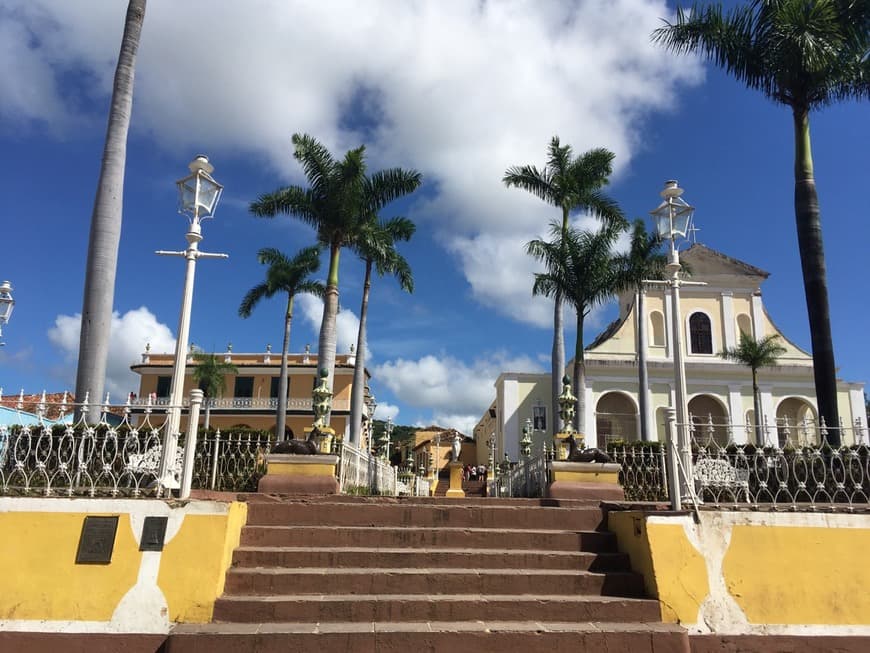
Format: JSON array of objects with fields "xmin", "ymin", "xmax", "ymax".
[
  {"xmin": 191, "ymin": 352, "xmax": 238, "ymax": 431},
  {"xmin": 504, "ymin": 139, "xmax": 625, "ymax": 435},
  {"xmin": 238, "ymin": 246, "xmax": 325, "ymax": 439},
  {"xmin": 613, "ymin": 220, "xmax": 668, "ymax": 441},
  {"xmin": 75, "ymin": 0, "xmax": 146, "ymax": 421},
  {"xmin": 348, "ymin": 217, "xmax": 416, "ymax": 446},
  {"xmin": 653, "ymin": 1, "xmax": 870, "ymax": 444},
  {"xmin": 720, "ymin": 333, "xmax": 787, "ymax": 444},
  {"xmin": 251, "ymin": 134, "xmax": 421, "ymax": 424},
  {"xmin": 527, "ymin": 222, "xmax": 624, "ymax": 432}
]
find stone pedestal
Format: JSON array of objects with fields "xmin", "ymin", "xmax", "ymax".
[
  {"xmin": 257, "ymin": 453, "xmax": 340, "ymax": 494},
  {"xmin": 547, "ymin": 461, "xmax": 624, "ymax": 501},
  {"xmin": 446, "ymin": 461, "xmax": 465, "ymax": 498}
]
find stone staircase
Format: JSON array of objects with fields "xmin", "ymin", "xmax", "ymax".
[
  {"xmin": 434, "ymin": 477, "xmax": 486, "ymax": 496},
  {"xmin": 166, "ymin": 496, "xmax": 688, "ymax": 652}
]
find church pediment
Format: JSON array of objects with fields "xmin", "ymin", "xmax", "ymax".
[{"xmin": 680, "ymin": 244, "xmax": 769, "ymax": 280}]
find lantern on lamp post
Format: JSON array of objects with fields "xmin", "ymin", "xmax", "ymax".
[
  {"xmin": 649, "ymin": 180, "xmax": 697, "ymax": 501},
  {"xmin": 155, "ymin": 156, "xmax": 228, "ymax": 493},
  {"xmin": 0, "ymin": 281, "xmax": 14, "ymax": 345}
]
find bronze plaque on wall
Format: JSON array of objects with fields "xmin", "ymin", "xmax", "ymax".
[
  {"xmin": 75, "ymin": 516, "xmax": 119, "ymax": 564},
  {"xmin": 139, "ymin": 516, "xmax": 168, "ymax": 552}
]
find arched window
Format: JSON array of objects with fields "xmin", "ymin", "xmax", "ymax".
[
  {"xmin": 689, "ymin": 312, "xmax": 713, "ymax": 354},
  {"xmin": 736, "ymin": 313, "xmax": 752, "ymax": 338},
  {"xmin": 650, "ymin": 311, "xmax": 665, "ymax": 347}
]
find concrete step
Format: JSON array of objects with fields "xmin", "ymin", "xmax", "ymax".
[
  {"xmin": 231, "ymin": 546, "xmax": 631, "ymax": 572},
  {"xmin": 167, "ymin": 621, "xmax": 690, "ymax": 653},
  {"xmin": 213, "ymin": 592, "xmax": 661, "ymax": 623},
  {"xmin": 240, "ymin": 525, "xmax": 617, "ymax": 551},
  {"xmin": 223, "ymin": 567, "xmax": 645, "ymax": 597},
  {"xmin": 245, "ymin": 500, "xmax": 604, "ymax": 530}
]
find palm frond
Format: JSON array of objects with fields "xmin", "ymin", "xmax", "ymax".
[
  {"xmin": 365, "ymin": 169, "xmax": 423, "ymax": 210},
  {"xmin": 238, "ymin": 283, "xmax": 271, "ymax": 318}
]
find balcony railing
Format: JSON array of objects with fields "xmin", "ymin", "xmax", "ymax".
[{"xmin": 131, "ymin": 396, "xmax": 350, "ymax": 411}]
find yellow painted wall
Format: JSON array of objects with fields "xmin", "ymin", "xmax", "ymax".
[
  {"xmin": 158, "ymin": 502, "xmax": 248, "ymax": 623},
  {"xmin": 723, "ymin": 525, "xmax": 870, "ymax": 625},
  {"xmin": 611, "ymin": 511, "xmax": 870, "ymax": 629},
  {"xmin": 0, "ymin": 512, "xmax": 141, "ymax": 620},
  {"xmin": 0, "ymin": 500, "xmax": 248, "ymax": 626},
  {"xmin": 609, "ymin": 512, "xmax": 708, "ymax": 623}
]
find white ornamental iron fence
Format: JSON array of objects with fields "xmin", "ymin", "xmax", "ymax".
[
  {"xmin": 338, "ymin": 440, "xmax": 398, "ymax": 496},
  {"xmin": 498, "ymin": 450, "xmax": 550, "ymax": 498},
  {"xmin": 0, "ymin": 391, "xmax": 276, "ymax": 498},
  {"xmin": 627, "ymin": 411, "xmax": 870, "ymax": 511}
]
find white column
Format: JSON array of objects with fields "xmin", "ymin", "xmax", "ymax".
[
  {"xmin": 759, "ymin": 384, "xmax": 775, "ymax": 445},
  {"xmin": 721, "ymin": 291, "xmax": 735, "ymax": 350},
  {"xmin": 751, "ymin": 293, "xmax": 765, "ymax": 338},
  {"xmin": 584, "ymin": 386, "xmax": 596, "ymax": 448},
  {"xmin": 502, "ymin": 378, "xmax": 520, "ymax": 460},
  {"xmin": 847, "ymin": 385, "xmax": 866, "ymax": 444},
  {"xmin": 728, "ymin": 384, "xmax": 747, "ymax": 444}
]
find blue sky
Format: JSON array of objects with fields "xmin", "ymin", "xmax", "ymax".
[{"xmin": 0, "ymin": 1, "xmax": 867, "ymax": 433}]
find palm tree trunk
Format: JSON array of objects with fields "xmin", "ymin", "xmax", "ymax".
[
  {"xmin": 793, "ymin": 108, "xmax": 840, "ymax": 445},
  {"xmin": 636, "ymin": 289, "xmax": 651, "ymax": 441},
  {"xmin": 276, "ymin": 294, "xmax": 293, "ymax": 440},
  {"xmin": 752, "ymin": 367, "xmax": 763, "ymax": 446},
  {"xmin": 552, "ymin": 205, "xmax": 570, "ymax": 437},
  {"xmin": 349, "ymin": 261, "xmax": 373, "ymax": 446},
  {"xmin": 74, "ymin": 0, "xmax": 145, "ymax": 422},
  {"xmin": 552, "ymin": 291, "xmax": 565, "ymax": 437},
  {"xmin": 573, "ymin": 313, "xmax": 585, "ymax": 435},
  {"xmin": 317, "ymin": 243, "xmax": 341, "ymax": 425}
]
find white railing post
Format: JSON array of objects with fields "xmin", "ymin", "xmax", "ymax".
[
  {"xmin": 209, "ymin": 429, "xmax": 221, "ymax": 490},
  {"xmin": 664, "ymin": 407, "xmax": 682, "ymax": 511},
  {"xmin": 179, "ymin": 389, "xmax": 203, "ymax": 499}
]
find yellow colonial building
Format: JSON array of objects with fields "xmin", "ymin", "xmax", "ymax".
[
  {"xmin": 482, "ymin": 244, "xmax": 866, "ymax": 459},
  {"xmin": 131, "ymin": 346, "xmax": 370, "ymax": 440}
]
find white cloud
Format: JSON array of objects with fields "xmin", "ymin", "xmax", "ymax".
[
  {"xmin": 1, "ymin": 0, "xmax": 703, "ymax": 326},
  {"xmin": 48, "ymin": 307, "xmax": 175, "ymax": 399},
  {"xmin": 374, "ymin": 351, "xmax": 544, "ymax": 432},
  {"xmin": 296, "ymin": 293, "xmax": 364, "ymax": 358},
  {"xmin": 431, "ymin": 413, "xmax": 481, "ymax": 438},
  {"xmin": 373, "ymin": 402, "xmax": 399, "ymax": 422}
]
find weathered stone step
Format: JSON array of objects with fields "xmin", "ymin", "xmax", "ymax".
[
  {"xmin": 231, "ymin": 546, "xmax": 630, "ymax": 571},
  {"xmin": 245, "ymin": 500, "xmax": 605, "ymax": 530},
  {"xmin": 223, "ymin": 566, "xmax": 645, "ymax": 597},
  {"xmin": 240, "ymin": 525, "xmax": 616, "ymax": 551},
  {"xmin": 167, "ymin": 621, "xmax": 690, "ymax": 653},
  {"xmin": 213, "ymin": 592, "xmax": 661, "ymax": 623}
]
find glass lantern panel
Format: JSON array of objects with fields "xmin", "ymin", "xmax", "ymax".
[
  {"xmin": 672, "ymin": 208, "xmax": 694, "ymax": 237},
  {"xmin": 196, "ymin": 177, "xmax": 222, "ymax": 216},
  {"xmin": 0, "ymin": 298, "xmax": 12, "ymax": 322},
  {"xmin": 655, "ymin": 214, "xmax": 671, "ymax": 238},
  {"xmin": 177, "ymin": 177, "xmax": 198, "ymax": 215}
]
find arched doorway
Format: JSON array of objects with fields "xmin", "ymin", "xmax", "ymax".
[
  {"xmin": 595, "ymin": 392, "xmax": 639, "ymax": 444},
  {"xmin": 776, "ymin": 397, "xmax": 817, "ymax": 446},
  {"xmin": 688, "ymin": 394, "xmax": 730, "ymax": 447}
]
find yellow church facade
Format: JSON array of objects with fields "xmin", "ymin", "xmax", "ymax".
[{"xmin": 483, "ymin": 245, "xmax": 866, "ymax": 460}]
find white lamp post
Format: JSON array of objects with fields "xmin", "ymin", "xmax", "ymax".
[
  {"xmin": 0, "ymin": 281, "xmax": 14, "ymax": 345},
  {"xmin": 155, "ymin": 156, "xmax": 228, "ymax": 492},
  {"xmin": 650, "ymin": 180, "xmax": 700, "ymax": 501}
]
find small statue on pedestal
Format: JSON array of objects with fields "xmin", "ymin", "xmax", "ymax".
[{"xmin": 451, "ymin": 432, "xmax": 461, "ymax": 462}]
